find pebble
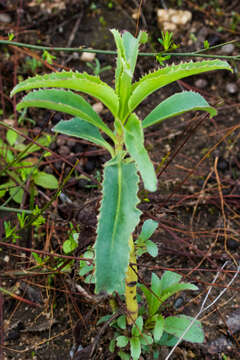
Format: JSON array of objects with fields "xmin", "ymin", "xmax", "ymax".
[
  {"xmin": 194, "ymin": 78, "xmax": 208, "ymax": 89},
  {"xmin": 92, "ymin": 102, "xmax": 104, "ymax": 114},
  {"xmin": 225, "ymin": 82, "xmax": 238, "ymax": 94},
  {"xmin": 80, "ymin": 52, "xmax": 96, "ymax": 62},
  {"xmin": 0, "ymin": 13, "xmax": 11, "ymax": 23},
  {"xmin": 67, "ymin": 139, "xmax": 76, "ymax": 148},
  {"xmin": 157, "ymin": 9, "xmax": 192, "ymax": 32},
  {"xmin": 56, "ymin": 136, "xmax": 66, "ymax": 146},
  {"xmin": 58, "ymin": 145, "xmax": 70, "ymax": 156},
  {"xmin": 227, "ymin": 238, "xmax": 239, "ymax": 250},
  {"xmin": 221, "ymin": 43, "xmax": 235, "ymax": 54}
]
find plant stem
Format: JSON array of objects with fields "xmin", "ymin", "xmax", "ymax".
[
  {"xmin": 0, "ymin": 39, "xmax": 239, "ymax": 61},
  {"xmin": 125, "ymin": 236, "xmax": 138, "ymax": 325}
]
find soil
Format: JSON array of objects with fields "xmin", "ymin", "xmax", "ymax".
[{"xmin": 1, "ymin": 0, "xmax": 240, "ymax": 359}]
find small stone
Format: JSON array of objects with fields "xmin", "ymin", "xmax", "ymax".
[
  {"xmin": 3, "ymin": 255, "xmax": 9, "ymax": 263},
  {"xmin": 221, "ymin": 43, "xmax": 235, "ymax": 54},
  {"xmin": 0, "ymin": 13, "xmax": 11, "ymax": 23},
  {"xmin": 58, "ymin": 145, "xmax": 70, "ymax": 156},
  {"xmin": 226, "ymin": 82, "xmax": 238, "ymax": 94},
  {"xmin": 194, "ymin": 78, "xmax": 208, "ymax": 89},
  {"xmin": 157, "ymin": 9, "xmax": 192, "ymax": 32},
  {"xmin": 67, "ymin": 139, "xmax": 76, "ymax": 148},
  {"xmin": 227, "ymin": 238, "xmax": 239, "ymax": 250},
  {"xmin": 80, "ymin": 52, "xmax": 96, "ymax": 62},
  {"xmin": 84, "ymin": 158, "xmax": 96, "ymax": 173},
  {"xmin": 56, "ymin": 136, "xmax": 66, "ymax": 146},
  {"xmin": 92, "ymin": 102, "xmax": 104, "ymax": 114}
]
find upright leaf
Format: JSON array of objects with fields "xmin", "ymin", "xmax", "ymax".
[
  {"xmin": 11, "ymin": 71, "xmax": 119, "ymax": 117},
  {"xmin": 143, "ymin": 91, "xmax": 217, "ymax": 128},
  {"xmin": 129, "ymin": 60, "xmax": 232, "ymax": 112},
  {"xmin": 124, "ymin": 113, "xmax": 157, "ymax": 191},
  {"xmin": 111, "ymin": 29, "xmax": 133, "ymax": 120},
  {"xmin": 53, "ymin": 117, "xmax": 114, "ymax": 156},
  {"xmin": 95, "ymin": 158, "xmax": 141, "ymax": 294}
]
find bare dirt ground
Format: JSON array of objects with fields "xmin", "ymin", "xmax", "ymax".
[{"xmin": 1, "ymin": 0, "xmax": 240, "ymax": 359}]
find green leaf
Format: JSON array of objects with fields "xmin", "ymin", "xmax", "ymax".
[
  {"xmin": 140, "ymin": 334, "xmax": 153, "ymax": 346},
  {"xmin": 132, "ymin": 316, "xmax": 143, "ymax": 337},
  {"xmin": 62, "ymin": 234, "xmax": 79, "ymax": 254},
  {"xmin": 116, "ymin": 336, "xmax": 129, "ymax": 348},
  {"xmin": 130, "ymin": 337, "xmax": 141, "ymax": 360},
  {"xmin": 95, "ymin": 158, "xmax": 141, "ymax": 294},
  {"xmin": 9, "ymin": 185, "xmax": 24, "ymax": 204},
  {"xmin": 118, "ymin": 350, "xmax": 130, "ymax": 360},
  {"xmin": 140, "ymin": 273, "xmax": 162, "ymax": 317},
  {"xmin": 161, "ymin": 283, "xmax": 198, "ymax": 303},
  {"xmin": 33, "ymin": 171, "xmax": 58, "ymax": 189},
  {"xmin": 157, "ymin": 332, "xmax": 179, "ymax": 346},
  {"xmin": 129, "ymin": 60, "xmax": 232, "ymax": 112},
  {"xmin": 146, "ymin": 240, "xmax": 158, "ymax": 257},
  {"xmin": 16, "ymin": 89, "xmax": 115, "ymax": 141},
  {"xmin": 53, "ymin": 117, "xmax": 114, "ymax": 156},
  {"xmin": 142, "ymin": 91, "xmax": 217, "ymax": 128},
  {"xmin": 138, "ymin": 219, "xmax": 158, "ymax": 242},
  {"xmin": 153, "ymin": 314, "xmax": 164, "ymax": 341},
  {"xmin": 117, "ymin": 315, "xmax": 127, "ymax": 330},
  {"xmin": 164, "ymin": 315, "xmax": 204, "ymax": 343},
  {"xmin": 6, "ymin": 129, "xmax": 18, "ymax": 146},
  {"xmin": 160, "ymin": 271, "xmax": 182, "ymax": 292},
  {"xmin": 124, "ymin": 113, "xmax": 157, "ymax": 191},
  {"xmin": 11, "ymin": 71, "xmax": 119, "ymax": 118},
  {"xmin": 111, "ymin": 29, "xmax": 133, "ymax": 120}
]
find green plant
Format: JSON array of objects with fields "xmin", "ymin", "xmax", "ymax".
[
  {"xmin": 108, "ymin": 272, "xmax": 203, "ymax": 360},
  {"xmin": 156, "ymin": 31, "xmax": 179, "ymax": 65},
  {"xmin": 0, "ymin": 127, "xmax": 58, "ymax": 203},
  {"xmin": 11, "ymin": 29, "xmax": 231, "ymax": 354},
  {"xmin": 86, "ymin": 57, "xmax": 112, "ymax": 76},
  {"xmin": 62, "ymin": 222, "xmax": 80, "ymax": 254}
]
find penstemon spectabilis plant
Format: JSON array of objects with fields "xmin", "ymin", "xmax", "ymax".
[{"xmin": 11, "ymin": 29, "xmax": 232, "ymax": 328}]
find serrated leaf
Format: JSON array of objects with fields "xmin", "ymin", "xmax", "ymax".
[
  {"xmin": 11, "ymin": 71, "xmax": 119, "ymax": 117},
  {"xmin": 33, "ymin": 171, "xmax": 58, "ymax": 189},
  {"xmin": 111, "ymin": 29, "xmax": 133, "ymax": 120},
  {"xmin": 95, "ymin": 158, "xmax": 141, "ymax": 294},
  {"xmin": 143, "ymin": 91, "xmax": 217, "ymax": 128},
  {"xmin": 16, "ymin": 89, "xmax": 115, "ymax": 141},
  {"xmin": 153, "ymin": 314, "xmax": 164, "ymax": 341},
  {"xmin": 129, "ymin": 60, "xmax": 232, "ymax": 112},
  {"xmin": 53, "ymin": 117, "xmax": 114, "ymax": 156},
  {"xmin": 130, "ymin": 337, "xmax": 141, "ymax": 360},
  {"xmin": 124, "ymin": 113, "xmax": 157, "ymax": 191},
  {"xmin": 164, "ymin": 315, "xmax": 204, "ymax": 343},
  {"xmin": 116, "ymin": 336, "xmax": 129, "ymax": 348}
]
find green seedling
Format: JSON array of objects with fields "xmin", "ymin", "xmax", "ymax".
[
  {"xmin": 108, "ymin": 271, "xmax": 203, "ymax": 359},
  {"xmin": 62, "ymin": 222, "xmax": 80, "ymax": 254},
  {"xmin": 0, "ymin": 128, "xmax": 58, "ymax": 203},
  {"xmin": 11, "ymin": 28, "xmax": 231, "ymax": 351},
  {"xmin": 156, "ymin": 31, "xmax": 179, "ymax": 65},
  {"xmin": 86, "ymin": 58, "xmax": 112, "ymax": 76}
]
